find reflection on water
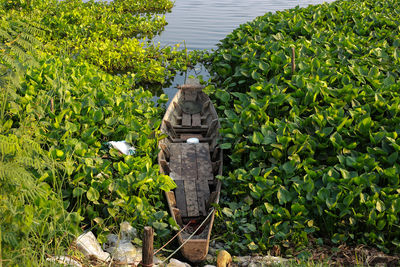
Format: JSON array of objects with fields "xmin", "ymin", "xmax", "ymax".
[
  {"xmin": 155, "ymin": 0, "xmax": 335, "ymax": 100},
  {"xmin": 151, "ymin": 64, "xmax": 210, "ymax": 107},
  {"xmin": 154, "ymin": 0, "xmax": 336, "ymax": 51}
]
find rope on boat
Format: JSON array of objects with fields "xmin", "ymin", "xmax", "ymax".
[
  {"xmin": 160, "ymin": 208, "xmax": 215, "ymax": 264},
  {"xmin": 153, "ymin": 221, "xmax": 193, "ymax": 256}
]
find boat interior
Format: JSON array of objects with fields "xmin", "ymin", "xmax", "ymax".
[{"xmin": 158, "ymin": 86, "xmax": 222, "ymax": 237}]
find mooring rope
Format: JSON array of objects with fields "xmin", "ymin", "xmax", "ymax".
[
  {"xmin": 160, "ymin": 208, "xmax": 215, "ymax": 265},
  {"xmin": 153, "ymin": 220, "xmax": 193, "ymax": 256}
]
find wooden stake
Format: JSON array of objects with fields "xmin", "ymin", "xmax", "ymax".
[
  {"xmin": 291, "ymin": 47, "xmax": 296, "ymax": 74},
  {"xmin": 142, "ymin": 226, "xmax": 154, "ymax": 267}
]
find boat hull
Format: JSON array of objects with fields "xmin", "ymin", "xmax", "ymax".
[{"xmin": 158, "ymin": 79, "xmax": 222, "ymax": 262}]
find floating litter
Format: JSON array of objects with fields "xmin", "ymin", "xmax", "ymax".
[{"xmin": 107, "ymin": 141, "xmax": 135, "ymax": 155}]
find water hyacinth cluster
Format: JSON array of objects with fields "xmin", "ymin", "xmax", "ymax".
[
  {"xmin": 0, "ymin": 0, "xmax": 190, "ymax": 264},
  {"xmin": 208, "ymin": 0, "xmax": 400, "ymax": 255}
]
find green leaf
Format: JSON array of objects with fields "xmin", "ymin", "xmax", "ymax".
[
  {"xmin": 153, "ymin": 211, "xmax": 166, "ymax": 220},
  {"xmin": 357, "ymin": 117, "xmax": 373, "ymax": 135},
  {"xmin": 222, "ymin": 53, "xmax": 232, "ymax": 61},
  {"xmin": 252, "ymin": 131, "xmax": 263, "ymax": 144},
  {"xmin": 247, "ymin": 241, "xmax": 258, "ymax": 251},
  {"xmin": 152, "ymin": 221, "xmax": 168, "ymax": 230},
  {"xmin": 220, "ymin": 143, "xmax": 232, "ymax": 149},
  {"xmin": 107, "ymin": 207, "xmax": 119, "ymax": 217},
  {"xmin": 216, "ymin": 90, "xmax": 230, "ymax": 103},
  {"xmin": 87, "ymin": 187, "xmax": 100, "ymax": 202},
  {"xmin": 233, "ymin": 122, "xmax": 244, "ymax": 135},
  {"xmin": 281, "ymin": 161, "xmax": 296, "ymax": 175},
  {"xmin": 387, "ymin": 152, "xmax": 398, "ymax": 165},
  {"xmin": 222, "ymin": 207, "xmax": 234, "ymax": 217},
  {"xmin": 264, "ymin": 202, "xmax": 274, "ymax": 213},
  {"xmin": 277, "ymin": 186, "xmax": 293, "ymax": 205},
  {"xmin": 93, "ymin": 109, "xmax": 103, "ymax": 122},
  {"xmin": 73, "ymin": 187, "xmax": 86, "ymax": 197},
  {"xmin": 376, "ymin": 200, "xmax": 385, "ymax": 212},
  {"xmin": 377, "ymin": 219, "xmax": 386, "ymax": 231}
]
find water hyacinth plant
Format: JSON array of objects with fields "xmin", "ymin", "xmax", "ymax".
[
  {"xmin": 0, "ymin": 0, "xmax": 188, "ymax": 263},
  {"xmin": 207, "ymin": 0, "xmax": 400, "ymax": 255}
]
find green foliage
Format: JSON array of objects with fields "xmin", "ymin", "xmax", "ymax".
[
  {"xmin": 14, "ymin": 54, "xmax": 178, "ymax": 240},
  {"xmin": 0, "ymin": 82, "xmax": 82, "ymax": 264},
  {"xmin": 0, "ymin": 14, "xmax": 43, "ymax": 72},
  {"xmin": 0, "ymin": 0, "xmax": 193, "ymax": 264},
  {"xmin": 0, "ymin": 131, "xmax": 82, "ymax": 264},
  {"xmin": 208, "ymin": 0, "xmax": 400, "ymax": 255},
  {"xmin": 13, "ymin": 0, "xmax": 197, "ymax": 84}
]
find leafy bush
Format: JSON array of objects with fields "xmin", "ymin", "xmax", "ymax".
[
  {"xmin": 14, "ymin": 55, "xmax": 178, "ymax": 240},
  {"xmin": 1, "ymin": 0, "xmax": 189, "ymax": 263},
  {"xmin": 0, "ymin": 130, "xmax": 82, "ymax": 265},
  {"xmin": 13, "ymin": 0, "xmax": 196, "ymax": 84},
  {"xmin": 207, "ymin": 0, "xmax": 400, "ymax": 255}
]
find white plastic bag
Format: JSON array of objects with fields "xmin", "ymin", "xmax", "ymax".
[{"xmin": 108, "ymin": 141, "xmax": 135, "ymax": 155}]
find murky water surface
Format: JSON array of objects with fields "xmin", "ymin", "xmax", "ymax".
[
  {"xmin": 154, "ymin": 0, "xmax": 336, "ymax": 103},
  {"xmin": 155, "ymin": 0, "xmax": 335, "ymax": 51}
]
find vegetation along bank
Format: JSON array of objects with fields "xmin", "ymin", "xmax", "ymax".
[
  {"xmin": 1, "ymin": 0, "xmax": 400, "ymax": 264},
  {"xmin": 206, "ymin": 0, "xmax": 400, "ymax": 257},
  {"xmin": 1, "ymin": 0, "xmax": 198, "ymax": 264}
]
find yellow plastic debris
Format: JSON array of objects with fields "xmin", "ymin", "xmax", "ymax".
[{"xmin": 217, "ymin": 250, "xmax": 232, "ymax": 267}]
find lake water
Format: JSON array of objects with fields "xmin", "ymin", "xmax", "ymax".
[{"xmin": 155, "ymin": 0, "xmax": 336, "ymax": 103}]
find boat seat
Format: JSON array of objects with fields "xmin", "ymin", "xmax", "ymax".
[
  {"xmin": 181, "ymin": 112, "xmax": 203, "ymax": 128},
  {"xmin": 168, "ymin": 143, "xmax": 212, "ymax": 217}
]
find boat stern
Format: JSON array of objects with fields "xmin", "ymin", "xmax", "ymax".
[{"xmin": 181, "ymin": 239, "xmax": 209, "ymax": 262}]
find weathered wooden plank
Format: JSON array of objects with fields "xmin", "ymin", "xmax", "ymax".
[
  {"xmin": 163, "ymin": 120, "xmax": 177, "ymax": 138},
  {"xmin": 184, "ymin": 180, "xmax": 199, "ymax": 217},
  {"xmin": 196, "ymin": 178, "xmax": 209, "ymax": 216},
  {"xmin": 195, "ymin": 143, "xmax": 213, "ymax": 182},
  {"xmin": 174, "ymin": 127, "xmax": 208, "ymax": 133},
  {"xmin": 212, "ymin": 160, "xmax": 221, "ymax": 175},
  {"xmin": 159, "ymin": 159, "xmax": 170, "ymax": 174},
  {"xmin": 211, "ymin": 146, "xmax": 219, "ymax": 161},
  {"xmin": 172, "ymin": 207, "xmax": 183, "ymax": 225},
  {"xmin": 201, "ymin": 100, "xmax": 210, "ymax": 115},
  {"xmin": 159, "ymin": 143, "xmax": 170, "ymax": 159},
  {"xmin": 174, "ymin": 180, "xmax": 187, "ymax": 217},
  {"xmin": 166, "ymin": 191, "xmax": 176, "ymax": 207},
  {"xmin": 192, "ymin": 113, "xmax": 201, "ymax": 127},
  {"xmin": 181, "ymin": 144, "xmax": 197, "ymax": 180},
  {"xmin": 179, "ymin": 134, "xmax": 203, "ymax": 141},
  {"xmin": 182, "ymin": 112, "xmax": 191, "ymax": 127},
  {"xmin": 177, "ymin": 84, "xmax": 204, "ymax": 90},
  {"xmin": 206, "ymin": 119, "xmax": 219, "ymax": 137},
  {"xmin": 169, "ymin": 143, "xmax": 182, "ymax": 180},
  {"xmin": 173, "ymin": 102, "xmax": 183, "ymax": 115}
]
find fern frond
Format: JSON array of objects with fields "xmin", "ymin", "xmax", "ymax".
[
  {"xmin": 15, "ymin": 38, "xmax": 35, "ymax": 52},
  {"xmin": 1, "ymin": 231, "xmax": 19, "ymax": 247},
  {"xmin": 20, "ymin": 32, "xmax": 41, "ymax": 47},
  {"xmin": 0, "ymin": 28, "xmax": 12, "ymax": 41},
  {"xmin": 0, "ymin": 15, "xmax": 43, "ymax": 70},
  {"xmin": 0, "ymin": 134, "xmax": 47, "ymax": 202},
  {"xmin": 1, "ymin": 54, "xmax": 21, "ymax": 70},
  {"xmin": 0, "ymin": 161, "xmax": 36, "ymax": 188},
  {"xmin": 0, "ymin": 134, "xmax": 19, "ymax": 155}
]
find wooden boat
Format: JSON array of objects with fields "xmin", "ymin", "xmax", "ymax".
[{"xmin": 158, "ymin": 79, "xmax": 222, "ymax": 262}]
